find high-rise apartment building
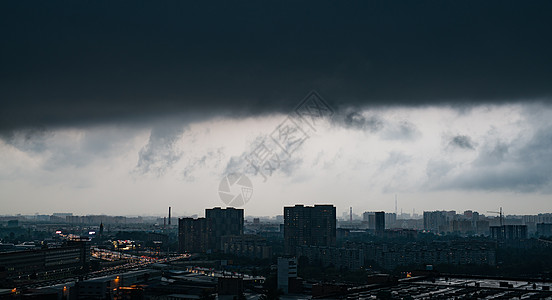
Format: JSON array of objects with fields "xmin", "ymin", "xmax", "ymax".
[
  {"xmin": 375, "ymin": 211, "xmax": 385, "ymax": 236},
  {"xmin": 423, "ymin": 211, "xmax": 451, "ymax": 232},
  {"xmin": 363, "ymin": 211, "xmax": 386, "ymax": 234},
  {"xmin": 363, "ymin": 212, "xmax": 376, "ymax": 229},
  {"xmin": 178, "ymin": 217, "xmax": 208, "ymax": 253},
  {"xmin": 385, "ymin": 212, "xmax": 397, "ymax": 228},
  {"xmin": 284, "ymin": 204, "xmax": 336, "ymax": 255},
  {"xmin": 205, "ymin": 207, "xmax": 244, "ymax": 251},
  {"xmin": 178, "ymin": 207, "xmax": 244, "ymax": 253},
  {"xmin": 490, "ymin": 225, "xmax": 528, "ymax": 240}
]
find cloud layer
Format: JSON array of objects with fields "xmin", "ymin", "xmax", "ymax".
[
  {"xmin": 1, "ymin": 0, "xmax": 552, "ymax": 131},
  {"xmin": 2, "ymin": 104, "xmax": 551, "ymax": 216}
]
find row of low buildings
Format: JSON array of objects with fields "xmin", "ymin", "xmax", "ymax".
[
  {"xmin": 296, "ymin": 245, "xmax": 364, "ymax": 270},
  {"xmin": 1, "ymin": 268, "xmax": 239, "ymax": 300},
  {"xmin": 422, "ymin": 211, "xmax": 552, "ymax": 237},
  {"xmin": 0, "ymin": 237, "xmax": 90, "ymax": 284},
  {"xmin": 65, "ymin": 215, "xmax": 144, "ymax": 225},
  {"xmin": 220, "ymin": 235, "xmax": 272, "ymax": 260},
  {"xmin": 346, "ymin": 240, "xmax": 497, "ymax": 270}
]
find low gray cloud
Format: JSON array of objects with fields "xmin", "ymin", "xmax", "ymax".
[
  {"xmin": 0, "ymin": 128, "xmax": 50, "ymax": 154},
  {"xmin": 450, "ymin": 135, "xmax": 476, "ymax": 150},
  {"xmin": 379, "ymin": 152, "xmax": 412, "ymax": 172},
  {"xmin": 426, "ymin": 159, "xmax": 456, "ymax": 182},
  {"xmin": 381, "ymin": 121, "xmax": 420, "ymax": 141},
  {"xmin": 338, "ymin": 110, "xmax": 420, "ymax": 141},
  {"xmin": 343, "ymin": 112, "xmax": 384, "ymax": 132},
  {"xmin": 223, "ymin": 134, "xmax": 307, "ymax": 182},
  {"xmin": 135, "ymin": 125, "xmax": 185, "ymax": 176},
  {"xmin": 182, "ymin": 148, "xmax": 224, "ymax": 182},
  {"xmin": 278, "ymin": 156, "xmax": 304, "ymax": 177},
  {"xmin": 435, "ymin": 126, "xmax": 552, "ymax": 193},
  {"xmin": 223, "ymin": 135, "xmax": 265, "ymax": 177},
  {"xmin": 473, "ymin": 141, "xmax": 509, "ymax": 166},
  {"xmin": 1, "ymin": 127, "xmax": 141, "ymax": 170}
]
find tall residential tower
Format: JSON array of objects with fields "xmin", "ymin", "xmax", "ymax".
[{"xmin": 284, "ymin": 204, "xmax": 336, "ymax": 255}]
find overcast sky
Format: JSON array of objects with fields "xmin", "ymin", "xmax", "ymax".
[{"xmin": 1, "ymin": 0, "xmax": 552, "ymax": 217}]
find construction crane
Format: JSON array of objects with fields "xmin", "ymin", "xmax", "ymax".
[{"xmin": 487, "ymin": 207, "xmax": 504, "ymax": 226}]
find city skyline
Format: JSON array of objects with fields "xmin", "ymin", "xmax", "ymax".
[{"xmin": 3, "ymin": 204, "xmax": 552, "ymax": 221}]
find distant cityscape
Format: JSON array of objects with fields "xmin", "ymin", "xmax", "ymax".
[{"xmin": 2, "ymin": 204, "xmax": 552, "ymax": 299}]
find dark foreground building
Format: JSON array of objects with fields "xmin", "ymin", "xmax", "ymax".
[{"xmin": 0, "ymin": 238, "xmax": 90, "ymax": 283}]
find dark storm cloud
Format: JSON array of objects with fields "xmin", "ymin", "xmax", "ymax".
[
  {"xmin": 450, "ymin": 135, "xmax": 476, "ymax": 150},
  {"xmin": 1, "ymin": 128, "xmax": 50, "ymax": 153},
  {"xmin": 1, "ymin": 0, "xmax": 552, "ymax": 131},
  {"xmin": 343, "ymin": 112, "xmax": 384, "ymax": 132},
  {"xmin": 337, "ymin": 110, "xmax": 420, "ymax": 141}
]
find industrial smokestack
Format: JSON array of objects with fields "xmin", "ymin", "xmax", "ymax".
[{"xmin": 168, "ymin": 206, "xmax": 171, "ymax": 225}]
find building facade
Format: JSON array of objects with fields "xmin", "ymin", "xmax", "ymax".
[
  {"xmin": 296, "ymin": 245, "xmax": 364, "ymax": 270},
  {"xmin": 284, "ymin": 205, "xmax": 336, "ymax": 255},
  {"xmin": 205, "ymin": 207, "xmax": 244, "ymax": 252},
  {"xmin": 220, "ymin": 235, "xmax": 272, "ymax": 259},
  {"xmin": 178, "ymin": 217, "xmax": 208, "ymax": 253},
  {"xmin": 346, "ymin": 240, "xmax": 496, "ymax": 270},
  {"xmin": 178, "ymin": 207, "xmax": 244, "ymax": 253},
  {"xmin": 537, "ymin": 223, "xmax": 552, "ymax": 237},
  {"xmin": 423, "ymin": 211, "xmax": 450, "ymax": 233},
  {"xmin": 490, "ymin": 225, "xmax": 528, "ymax": 240},
  {"xmin": 277, "ymin": 257, "xmax": 298, "ymax": 294},
  {"xmin": 375, "ymin": 211, "xmax": 385, "ymax": 236},
  {"xmin": 0, "ymin": 238, "xmax": 90, "ymax": 281}
]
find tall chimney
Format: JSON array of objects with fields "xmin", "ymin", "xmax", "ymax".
[{"xmin": 168, "ymin": 207, "xmax": 171, "ymax": 225}]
